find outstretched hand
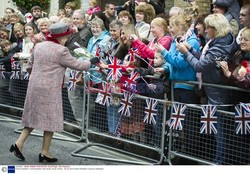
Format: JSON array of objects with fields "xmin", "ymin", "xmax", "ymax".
[
  {"xmin": 154, "ymin": 67, "xmax": 165, "ymax": 74},
  {"xmin": 126, "ymin": 67, "xmax": 134, "ymax": 73},
  {"xmin": 154, "ymin": 43, "xmax": 165, "ymax": 53},
  {"xmin": 99, "ymin": 61, "xmax": 108, "ymax": 69},
  {"xmin": 219, "ymin": 61, "xmax": 231, "ymax": 77},
  {"xmin": 129, "ymin": 34, "xmax": 138, "ymax": 42},
  {"xmin": 12, "ymin": 53, "xmax": 20, "ymax": 60},
  {"xmin": 147, "ymin": 84, "xmax": 156, "ymax": 91},
  {"xmin": 90, "ymin": 57, "xmax": 100, "ymax": 64},
  {"xmin": 176, "ymin": 42, "xmax": 188, "ymax": 54}
]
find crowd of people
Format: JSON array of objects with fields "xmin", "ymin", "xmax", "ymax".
[{"xmin": 0, "ymin": 0, "xmax": 250, "ymax": 164}]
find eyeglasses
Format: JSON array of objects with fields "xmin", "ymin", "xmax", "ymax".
[
  {"xmin": 240, "ymin": 37, "xmax": 250, "ymax": 42},
  {"xmin": 205, "ymin": 26, "xmax": 216, "ymax": 30}
]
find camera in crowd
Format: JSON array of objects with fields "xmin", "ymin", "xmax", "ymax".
[{"xmin": 215, "ymin": 55, "xmax": 229, "ymax": 69}]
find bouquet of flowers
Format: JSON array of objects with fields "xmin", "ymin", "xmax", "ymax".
[
  {"xmin": 73, "ymin": 47, "xmax": 94, "ymax": 59},
  {"xmin": 71, "ymin": 42, "xmax": 94, "ymax": 60},
  {"xmin": 238, "ymin": 60, "xmax": 250, "ymax": 77}
]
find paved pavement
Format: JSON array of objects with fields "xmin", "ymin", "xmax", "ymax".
[
  {"xmin": 0, "ymin": 114, "xmax": 128, "ymax": 165},
  {"xmin": 0, "ymin": 114, "xmax": 198, "ymax": 167}
]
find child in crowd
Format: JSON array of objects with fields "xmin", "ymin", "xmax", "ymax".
[
  {"xmin": 129, "ymin": 51, "xmax": 170, "ymax": 146},
  {"xmin": 64, "ymin": 2, "xmax": 76, "ymax": 18},
  {"xmin": 0, "ymin": 27, "xmax": 9, "ymax": 40},
  {"xmin": 87, "ymin": 0, "xmax": 102, "ymax": 16},
  {"xmin": 0, "ymin": 39, "xmax": 21, "ymax": 76},
  {"xmin": 118, "ymin": 10, "xmax": 134, "ymax": 26},
  {"xmin": 2, "ymin": 15, "xmax": 11, "ymax": 30},
  {"xmin": 133, "ymin": 52, "xmax": 170, "ymax": 99},
  {"xmin": 57, "ymin": 9, "xmax": 66, "ymax": 20},
  {"xmin": 13, "ymin": 23, "xmax": 36, "ymax": 78},
  {"xmin": 134, "ymin": 4, "xmax": 155, "ymax": 40}
]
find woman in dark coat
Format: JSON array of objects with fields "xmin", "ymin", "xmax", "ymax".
[
  {"xmin": 219, "ymin": 27, "xmax": 250, "ymax": 165},
  {"xmin": 220, "ymin": 27, "xmax": 250, "ymax": 101},
  {"xmin": 177, "ymin": 13, "xmax": 238, "ymax": 105},
  {"xmin": 177, "ymin": 13, "xmax": 238, "ymax": 165}
]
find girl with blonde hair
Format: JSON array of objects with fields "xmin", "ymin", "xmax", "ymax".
[{"xmin": 130, "ymin": 17, "xmax": 172, "ymax": 63}]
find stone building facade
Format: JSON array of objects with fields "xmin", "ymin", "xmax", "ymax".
[{"xmin": 165, "ymin": 0, "xmax": 211, "ymax": 14}]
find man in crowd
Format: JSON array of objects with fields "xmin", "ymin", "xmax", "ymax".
[
  {"xmin": 104, "ymin": 3, "xmax": 116, "ymax": 23},
  {"xmin": 29, "ymin": 5, "xmax": 42, "ymax": 33},
  {"xmin": 72, "ymin": 10, "xmax": 92, "ymax": 48},
  {"xmin": 237, "ymin": 3, "xmax": 250, "ymax": 44}
]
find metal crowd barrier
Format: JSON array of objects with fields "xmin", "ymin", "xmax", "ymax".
[
  {"xmin": 2, "ymin": 68, "xmax": 250, "ymax": 165},
  {"xmin": 71, "ymin": 73, "xmax": 168, "ymax": 164},
  {"xmin": 167, "ymin": 81, "xmax": 250, "ymax": 165}
]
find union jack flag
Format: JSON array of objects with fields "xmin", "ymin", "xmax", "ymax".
[
  {"xmin": 23, "ymin": 71, "xmax": 29, "ymax": 80},
  {"xmin": 130, "ymin": 48, "xmax": 138, "ymax": 55},
  {"xmin": 68, "ymin": 70, "xmax": 77, "ymax": 91},
  {"xmin": 124, "ymin": 70, "xmax": 140, "ymax": 92},
  {"xmin": 0, "ymin": 64, "xmax": 6, "ymax": 79},
  {"xmin": 125, "ymin": 48, "xmax": 138, "ymax": 62},
  {"xmin": 10, "ymin": 60, "xmax": 21, "ymax": 79},
  {"xmin": 144, "ymin": 98, "xmax": 158, "ymax": 125},
  {"xmin": 170, "ymin": 103, "xmax": 187, "ymax": 130},
  {"xmin": 95, "ymin": 83, "xmax": 111, "ymax": 106},
  {"xmin": 95, "ymin": 46, "xmax": 101, "ymax": 57},
  {"xmin": 118, "ymin": 92, "xmax": 134, "ymax": 117},
  {"xmin": 107, "ymin": 56, "xmax": 122, "ymax": 82},
  {"xmin": 200, "ymin": 105, "xmax": 217, "ymax": 134},
  {"xmin": 235, "ymin": 103, "xmax": 250, "ymax": 135}
]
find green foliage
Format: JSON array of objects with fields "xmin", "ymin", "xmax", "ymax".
[
  {"xmin": 13, "ymin": 0, "xmax": 50, "ymax": 11},
  {"xmin": 74, "ymin": 0, "xmax": 81, "ymax": 9},
  {"xmin": 67, "ymin": 0, "xmax": 81, "ymax": 9}
]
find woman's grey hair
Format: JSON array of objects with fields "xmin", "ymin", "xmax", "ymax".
[
  {"xmin": 91, "ymin": 17, "xmax": 105, "ymax": 31},
  {"xmin": 37, "ymin": 17, "xmax": 51, "ymax": 29}
]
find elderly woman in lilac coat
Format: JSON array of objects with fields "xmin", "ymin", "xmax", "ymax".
[{"xmin": 9, "ymin": 23, "xmax": 99, "ymax": 162}]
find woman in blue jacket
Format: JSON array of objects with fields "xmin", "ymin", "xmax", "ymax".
[
  {"xmin": 155, "ymin": 14, "xmax": 201, "ymax": 157},
  {"xmin": 87, "ymin": 17, "xmax": 110, "ymax": 85},
  {"xmin": 155, "ymin": 14, "xmax": 200, "ymax": 104}
]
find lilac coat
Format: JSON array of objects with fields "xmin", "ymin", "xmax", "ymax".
[{"xmin": 22, "ymin": 41, "xmax": 91, "ymax": 132}]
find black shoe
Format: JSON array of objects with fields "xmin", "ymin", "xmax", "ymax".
[
  {"xmin": 39, "ymin": 153, "xmax": 58, "ymax": 163},
  {"xmin": 9, "ymin": 144, "xmax": 25, "ymax": 161}
]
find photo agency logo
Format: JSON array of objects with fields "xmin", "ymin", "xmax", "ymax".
[
  {"xmin": 1, "ymin": 167, "xmax": 7, "ymax": 173},
  {"xmin": 7, "ymin": 166, "xmax": 15, "ymax": 173}
]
